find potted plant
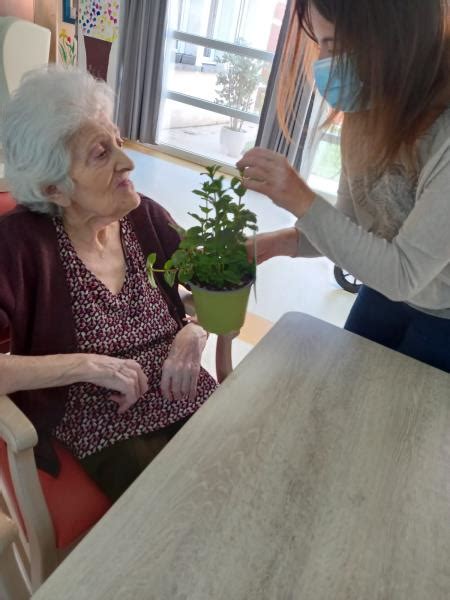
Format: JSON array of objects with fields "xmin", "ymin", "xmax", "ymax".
[
  {"xmin": 215, "ymin": 49, "xmax": 263, "ymax": 157},
  {"xmin": 146, "ymin": 165, "xmax": 258, "ymax": 335}
]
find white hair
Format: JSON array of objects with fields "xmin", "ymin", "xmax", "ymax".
[{"xmin": 0, "ymin": 65, "xmax": 115, "ymax": 215}]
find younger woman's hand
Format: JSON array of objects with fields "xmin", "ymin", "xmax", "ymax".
[
  {"xmin": 160, "ymin": 323, "xmax": 208, "ymax": 403},
  {"xmin": 245, "ymin": 227, "xmax": 299, "ymax": 265},
  {"xmin": 236, "ymin": 148, "xmax": 316, "ymax": 218}
]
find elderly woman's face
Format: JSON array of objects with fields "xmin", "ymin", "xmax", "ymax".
[{"xmin": 66, "ymin": 117, "xmax": 140, "ymax": 220}]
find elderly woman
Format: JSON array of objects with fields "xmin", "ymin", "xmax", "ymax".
[{"xmin": 0, "ymin": 67, "xmax": 218, "ymax": 501}]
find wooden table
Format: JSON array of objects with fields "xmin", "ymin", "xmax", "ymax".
[{"xmin": 33, "ymin": 312, "xmax": 450, "ymax": 600}]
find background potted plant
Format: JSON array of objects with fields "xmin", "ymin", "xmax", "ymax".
[
  {"xmin": 147, "ymin": 165, "xmax": 258, "ymax": 335},
  {"xmin": 215, "ymin": 47, "xmax": 263, "ymax": 157}
]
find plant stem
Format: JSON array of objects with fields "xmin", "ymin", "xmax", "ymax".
[{"xmin": 149, "ymin": 267, "xmax": 177, "ymax": 274}]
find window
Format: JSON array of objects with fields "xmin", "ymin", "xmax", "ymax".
[
  {"xmin": 157, "ymin": 0, "xmax": 288, "ymax": 166},
  {"xmin": 307, "ymin": 121, "xmax": 342, "ymax": 200}
]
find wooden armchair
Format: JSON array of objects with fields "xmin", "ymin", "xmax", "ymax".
[
  {"xmin": 0, "ymin": 193, "xmax": 234, "ymax": 593},
  {"xmin": 0, "ymin": 316, "xmax": 233, "ymax": 594},
  {"xmin": 0, "ymin": 396, "xmax": 112, "ymax": 593},
  {"xmin": 0, "ymin": 512, "xmax": 30, "ymax": 600}
]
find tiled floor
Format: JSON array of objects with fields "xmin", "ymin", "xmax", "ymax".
[{"xmin": 126, "ymin": 144, "xmax": 355, "ymax": 376}]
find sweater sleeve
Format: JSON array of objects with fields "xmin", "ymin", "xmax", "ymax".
[
  {"xmin": 133, "ymin": 194, "xmax": 182, "ymax": 262},
  {"xmin": 0, "ymin": 222, "xmax": 15, "ymax": 331},
  {"xmin": 296, "ymin": 168, "xmax": 357, "ymax": 258},
  {"xmin": 152, "ymin": 203, "xmax": 182, "ymax": 261},
  {"xmin": 132, "ymin": 195, "xmax": 186, "ymax": 323},
  {"xmin": 0, "ymin": 294, "xmax": 11, "ymax": 331},
  {"xmin": 296, "ymin": 146, "xmax": 450, "ymax": 302}
]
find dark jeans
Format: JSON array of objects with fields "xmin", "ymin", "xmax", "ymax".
[
  {"xmin": 344, "ymin": 286, "xmax": 450, "ymax": 373},
  {"xmin": 80, "ymin": 419, "xmax": 188, "ymax": 502}
]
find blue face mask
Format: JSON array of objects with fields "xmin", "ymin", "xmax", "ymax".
[{"xmin": 313, "ymin": 56, "xmax": 364, "ymax": 112}]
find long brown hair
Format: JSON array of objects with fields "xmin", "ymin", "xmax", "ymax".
[{"xmin": 278, "ymin": 0, "xmax": 450, "ymax": 172}]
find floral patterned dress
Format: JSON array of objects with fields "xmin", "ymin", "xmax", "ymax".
[{"xmin": 52, "ymin": 216, "xmax": 217, "ymax": 459}]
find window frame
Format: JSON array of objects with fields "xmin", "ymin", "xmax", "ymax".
[
  {"xmin": 156, "ymin": 29, "xmax": 275, "ymax": 170},
  {"xmin": 155, "ymin": 23, "xmax": 342, "ymax": 199}
]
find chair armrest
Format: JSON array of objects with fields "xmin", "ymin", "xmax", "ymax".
[
  {"xmin": 216, "ymin": 335, "xmax": 233, "ymax": 383},
  {"xmin": 0, "ymin": 396, "xmax": 57, "ymax": 590},
  {"xmin": 0, "ymin": 512, "xmax": 18, "ymax": 555},
  {"xmin": 0, "ymin": 396, "xmax": 37, "ymax": 453},
  {"xmin": 0, "ymin": 513, "xmax": 31, "ymax": 599}
]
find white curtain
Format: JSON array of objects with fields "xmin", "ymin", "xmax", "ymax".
[
  {"xmin": 115, "ymin": 0, "xmax": 169, "ymax": 143},
  {"xmin": 256, "ymin": 0, "xmax": 318, "ymax": 177}
]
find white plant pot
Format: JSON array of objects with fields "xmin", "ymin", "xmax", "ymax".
[{"xmin": 219, "ymin": 126, "xmax": 248, "ymax": 158}]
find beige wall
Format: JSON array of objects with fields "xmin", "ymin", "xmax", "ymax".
[
  {"xmin": 0, "ymin": 0, "xmax": 34, "ymax": 21},
  {"xmin": 34, "ymin": 0, "xmax": 58, "ymax": 61},
  {"xmin": 0, "ymin": 0, "xmax": 63, "ymax": 62},
  {"xmin": 37, "ymin": 0, "xmax": 77, "ymax": 65}
]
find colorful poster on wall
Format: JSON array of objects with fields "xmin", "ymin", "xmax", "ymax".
[
  {"xmin": 78, "ymin": 1, "xmax": 120, "ymax": 81},
  {"xmin": 79, "ymin": 1, "xmax": 120, "ymax": 43},
  {"xmin": 58, "ymin": 28, "xmax": 77, "ymax": 66}
]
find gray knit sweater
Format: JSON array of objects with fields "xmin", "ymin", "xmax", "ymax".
[{"xmin": 296, "ymin": 107, "xmax": 450, "ymax": 318}]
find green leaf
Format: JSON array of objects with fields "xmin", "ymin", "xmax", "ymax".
[
  {"xmin": 182, "ymin": 233, "xmax": 203, "ymax": 247},
  {"xmin": 179, "ymin": 265, "xmax": 194, "ymax": 284},
  {"xmin": 146, "ymin": 253, "xmax": 156, "ymax": 268},
  {"xmin": 146, "ymin": 266, "xmax": 157, "ymax": 289},
  {"xmin": 187, "ymin": 212, "xmax": 206, "ymax": 224},
  {"xmin": 222, "ymin": 270, "xmax": 242, "ymax": 285},
  {"xmin": 202, "ymin": 165, "xmax": 220, "ymax": 178},
  {"xmin": 164, "ymin": 270, "xmax": 176, "ymax": 287},
  {"xmin": 209, "ymin": 179, "xmax": 223, "ymax": 192},
  {"xmin": 185, "ymin": 225, "xmax": 203, "ymax": 235},
  {"xmin": 234, "ymin": 184, "xmax": 247, "ymax": 197},
  {"xmin": 179, "ymin": 238, "xmax": 196, "ymax": 250},
  {"xmin": 170, "ymin": 249, "xmax": 187, "ymax": 267}
]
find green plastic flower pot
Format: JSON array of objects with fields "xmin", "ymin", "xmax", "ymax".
[{"xmin": 189, "ymin": 281, "xmax": 253, "ymax": 335}]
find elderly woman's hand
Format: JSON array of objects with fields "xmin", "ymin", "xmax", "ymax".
[
  {"xmin": 160, "ymin": 323, "xmax": 208, "ymax": 402},
  {"xmin": 81, "ymin": 354, "xmax": 149, "ymax": 414},
  {"xmin": 236, "ymin": 148, "xmax": 316, "ymax": 218}
]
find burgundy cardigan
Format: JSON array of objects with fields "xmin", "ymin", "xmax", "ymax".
[{"xmin": 0, "ymin": 195, "xmax": 185, "ymax": 475}]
